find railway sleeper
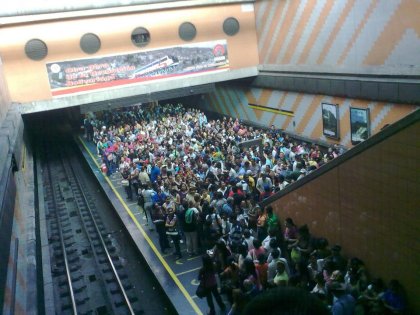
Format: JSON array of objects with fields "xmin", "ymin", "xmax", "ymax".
[
  {"xmin": 97, "ymin": 223, "xmax": 105, "ymax": 231},
  {"xmin": 49, "ymin": 234, "xmax": 60, "ymax": 243},
  {"xmin": 85, "ymin": 222, "xmax": 94, "ymax": 229},
  {"xmin": 51, "ymin": 266, "xmax": 65, "ymax": 276},
  {"xmin": 63, "ymin": 233, "xmax": 74, "ymax": 240},
  {"xmin": 54, "ymin": 259, "xmax": 65, "ymax": 268},
  {"xmin": 105, "ymin": 274, "xmax": 117, "ymax": 284},
  {"xmin": 61, "ymin": 222, "xmax": 72, "ymax": 228},
  {"xmin": 76, "ymin": 296, "xmax": 89, "ymax": 305},
  {"xmin": 128, "ymin": 293, "xmax": 139, "ymax": 303},
  {"xmin": 60, "ymin": 216, "xmax": 71, "ymax": 222},
  {"xmin": 63, "ymin": 234, "xmax": 73, "ymax": 241},
  {"xmin": 90, "ymin": 234, "xmax": 99, "ymax": 241},
  {"xmin": 122, "ymin": 280, "xmax": 133, "ymax": 290},
  {"xmin": 60, "ymin": 298, "xmax": 72, "ymax": 311},
  {"xmin": 66, "ymin": 248, "xmax": 77, "ymax": 255},
  {"xmin": 101, "ymin": 266, "xmax": 112, "ymax": 274},
  {"xmin": 98, "ymin": 257, "xmax": 108, "ymax": 264},
  {"xmin": 58, "ymin": 272, "xmax": 83, "ymax": 286},
  {"xmin": 67, "ymin": 255, "xmax": 80, "ymax": 264},
  {"xmin": 112, "ymin": 294, "xmax": 125, "ymax": 308},
  {"xmin": 108, "ymin": 282, "xmax": 120, "ymax": 294},
  {"xmin": 118, "ymin": 272, "xmax": 128, "ymax": 280},
  {"xmin": 53, "ymin": 243, "xmax": 62, "ymax": 251},
  {"xmin": 69, "ymin": 264, "xmax": 81, "ymax": 272},
  {"xmin": 59, "ymin": 287, "xmax": 70, "ymax": 298},
  {"xmin": 62, "ymin": 228, "xmax": 73, "ymax": 234},
  {"xmin": 64, "ymin": 240, "xmax": 76, "ymax": 247},
  {"xmin": 73, "ymin": 284, "xmax": 87, "ymax": 293},
  {"xmin": 107, "ymin": 246, "xmax": 117, "ymax": 253},
  {"xmin": 113, "ymin": 261, "xmax": 123, "ymax": 270}
]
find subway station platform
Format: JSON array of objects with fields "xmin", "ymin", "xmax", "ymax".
[{"xmin": 76, "ymin": 136, "xmax": 215, "ymax": 315}]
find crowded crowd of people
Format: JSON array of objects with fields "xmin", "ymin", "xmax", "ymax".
[{"xmin": 85, "ymin": 103, "xmax": 406, "ymax": 315}]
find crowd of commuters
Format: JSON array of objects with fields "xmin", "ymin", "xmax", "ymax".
[{"xmin": 85, "ymin": 103, "xmax": 406, "ymax": 315}]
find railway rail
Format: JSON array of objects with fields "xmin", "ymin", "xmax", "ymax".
[{"xmin": 42, "ymin": 142, "xmax": 142, "ymax": 315}]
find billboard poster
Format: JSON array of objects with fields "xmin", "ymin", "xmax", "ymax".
[
  {"xmin": 350, "ymin": 107, "xmax": 370, "ymax": 144},
  {"xmin": 322, "ymin": 103, "xmax": 339, "ymax": 139},
  {"xmin": 46, "ymin": 40, "xmax": 229, "ymax": 96}
]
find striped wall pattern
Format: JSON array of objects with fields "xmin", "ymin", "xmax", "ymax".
[
  {"xmin": 203, "ymin": 85, "xmax": 418, "ymax": 147},
  {"xmin": 255, "ymin": 0, "xmax": 420, "ymax": 75}
]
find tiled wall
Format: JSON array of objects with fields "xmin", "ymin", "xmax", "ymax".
[
  {"xmin": 203, "ymin": 85, "xmax": 418, "ymax": 147},
  {"xmin": 255, "ymin": 0, "xmax": 420, "ymax": 75},
  {"xmin": 270, "ymin": 120, "xmax": 420, "ymax": 312}
]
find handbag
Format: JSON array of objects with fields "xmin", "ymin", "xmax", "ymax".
[
  {"xmin": 195, "ymin": 283, "xmax": 207, "ymax": 299},
  {"xmin": 121, "ymin": 179, "xmax": 129, "ymax": 187}
]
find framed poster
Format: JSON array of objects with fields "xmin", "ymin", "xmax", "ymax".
[
  {"xmin": 322, "ymin": 103, "xmax": 339, "ymax": 139},
  {"xmin": 350, "ymin": 107, "xmax": 370, "ymax": 145}
]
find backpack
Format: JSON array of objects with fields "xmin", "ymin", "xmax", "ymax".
[{"xmin": 185, "ymin": 208, "xmax": 196, "ymax": 224}]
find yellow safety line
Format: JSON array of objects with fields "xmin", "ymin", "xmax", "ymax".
[
  {"xmin": 249, "ymin": 105, "xmax": 295, "ymax": 117},
  {"xmin": 21, "ymin": 144, "xmax": 26, "ymax": 171},
  {"xmin": 78, "ymin": 137, "xmax": 203, "ymax": 315}
]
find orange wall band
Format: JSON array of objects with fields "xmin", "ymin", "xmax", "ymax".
[{"xmin": 0, "ymin": 3, "xmax": 259, "ymax": 103}]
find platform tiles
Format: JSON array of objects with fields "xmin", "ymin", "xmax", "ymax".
[{"xmin": 76, "ymin": 136, "xmax": 229, "ymax": 315}]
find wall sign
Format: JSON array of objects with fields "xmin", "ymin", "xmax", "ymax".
[
  {"xmin": 322, "ymin": 103, "xmax": 339, "ymax": 139},
  {"xmin": 350, "ymin": 107, "xmax": 370, "ymax": 145}
]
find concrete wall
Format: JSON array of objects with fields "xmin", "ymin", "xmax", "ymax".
[
  {"xmin": 255, "ymin": 0, "xmax": 420, "ymax": 76},
  {"xmin": 0, "ymin": 2, "xmax": 259, "ymax": 104},
  {"xmin": 0, "ymin": 60, "xmax": 12, "ymax": 123},
  {"xmin": 1, "ymin": 137, "xmax": 37, "ymax": 315},
  {"xmin": 201, "ymin": 84, "xmax": 418, "ymax": 147},
  {"xmin": 266, "ymin": 117, "xmax": 420, "ymax": 313}
]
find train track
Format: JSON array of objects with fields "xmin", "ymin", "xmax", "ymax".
[{"xmin": 42, "ymin": 143, "xmax": 142, "ymax": 315}]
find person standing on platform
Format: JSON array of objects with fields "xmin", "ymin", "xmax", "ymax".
[
  {"xmin": 184, "ymin": 200, "xmax": 199, "ymax": 257},
  {"xmin": 165, "ymin": 208, "xmax": 182, "ymax": 259},
  {"xmin": 198, "ymin": 254, "xmax": 226, "ymax": 315},
  {"xmin": 152, "ymin": 205, "xmax": 170, "ymax": 254},
  {"xmin": 142, "ymin": 183, "xmax": 156, "ymax": 221}
]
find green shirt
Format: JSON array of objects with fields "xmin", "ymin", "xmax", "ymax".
[{"xmin": 267, "ymin": 213, "xmax": 279, "ymax": 230}]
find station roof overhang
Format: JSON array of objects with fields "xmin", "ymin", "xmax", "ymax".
[{"xmin": 18, "ymin": 66, "xmax": 258, "ymax": 114}]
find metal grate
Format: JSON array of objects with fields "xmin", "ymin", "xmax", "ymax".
[
  {"xmin": 179, "ymin": 22, "xmax": 196, "ymax": 41},
  {"xmin": 223, "ymin": 17, "xmax": 240, "ymax": 36},
  {"xmin": 80, "ymin": 33, "xmax": 101, "ymax": 54},
  {"xmin": 25, "ymin": 39, "xmax": 48, "ymax": 61}
]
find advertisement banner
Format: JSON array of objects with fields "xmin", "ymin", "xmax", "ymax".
[{"xmin": 46, "ymin": 40, "xmax": 229, "ymax": 96}]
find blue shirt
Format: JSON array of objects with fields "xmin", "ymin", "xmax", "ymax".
[
  {"xmin": 152, "ymin": 192, "xmax": 167, "ymax": 206},
  {"xmin": 332, "ymin": 294, "xmax": 356, "ymax": 315},
  {"xmin": 150, "ymin": 165, "xmax": 161, "ymax": 183}
]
